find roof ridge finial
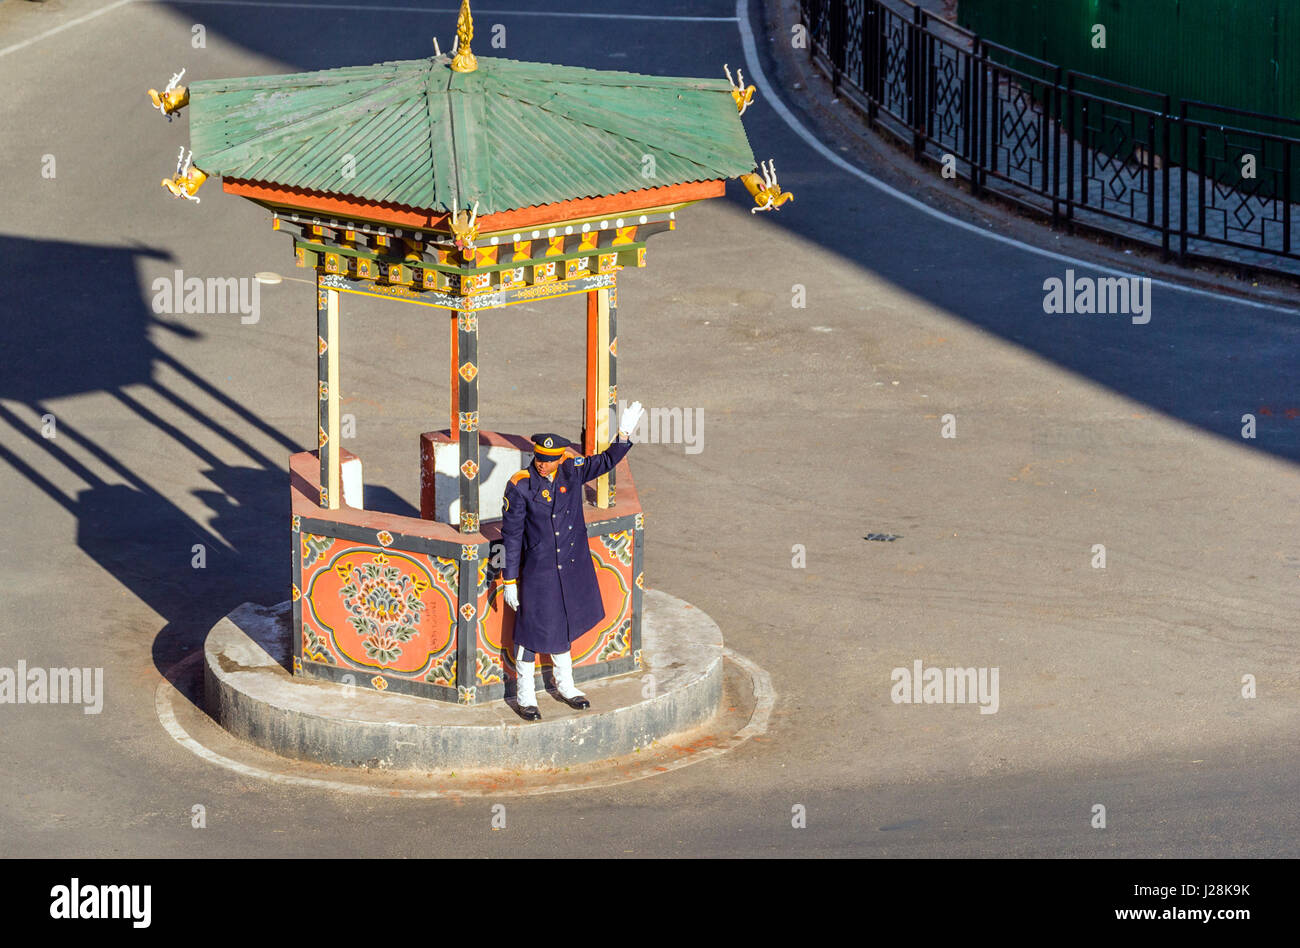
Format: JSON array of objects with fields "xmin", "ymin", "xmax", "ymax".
[{"xmin": 450, "ymin": 0, "xmax": 477, "ymax": 73}]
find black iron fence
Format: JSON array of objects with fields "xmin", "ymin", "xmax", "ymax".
[{"xmin": 800, "ymin": 0, "xmax": 1300, "ymax": 276}]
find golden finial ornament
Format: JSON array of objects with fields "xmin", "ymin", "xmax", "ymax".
[
  {"xmin": 739, "ymin": 160, "xmax": 794, "ymax": 213},
  {"xmin": 723, "ymin": 64, "xmax": 755, "ymax": 116},
  {"xmin": 450, "ymin": 0, "xmax": 477, "ymax": 73}
]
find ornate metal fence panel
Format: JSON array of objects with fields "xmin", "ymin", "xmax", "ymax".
[
  {"xmin": 798, "ymin": 0, "xmax": 1300, "ymax": 276},
  {"xmin": 980, "ymin": 48, "xmax": 1056, "ymax": 200},
  {"xmin": 876, "ymin": 4, "xmax": 912, "ymax": 123},
  {"xmin": 925, "ymin": 33, "xmax": 968, "ymax": 158},
  {"xmin": 1181, "ymin": 102, "xmax": 1299, "ymax": 257}
]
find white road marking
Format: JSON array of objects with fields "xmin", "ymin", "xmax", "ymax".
[
  {"xmin": 155, "ymin": 646, "xmax": 773, "ymax": 797},
  {"xmin": 0, "ymin": 0, "xmax": 136, "ymax": 60},
  {"xmin": 735, "ymin": 0, "xmax": 1300, "ymax": 316},
  {"xmin": 141, "ymin": 0, "xmax": 738, "ymax": 21}
]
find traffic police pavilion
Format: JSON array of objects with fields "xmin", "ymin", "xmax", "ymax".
[{"xmin": 151, "ymin": 1, "xmax": 788, "ymax": 705}]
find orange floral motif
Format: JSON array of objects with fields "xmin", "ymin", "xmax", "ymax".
[
  {"xmin": 371, "ymin": 675, "xmax": 388, "ymax": 691},
  {"xmin": 335, "ymin": 553, "xmax": 425, "ymax": 666}
]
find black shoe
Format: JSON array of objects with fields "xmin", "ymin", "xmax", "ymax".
[
  {"xmin": 559, "ymin": 693, "xmax": 590, "ymax": 710},
  {"xmin": 516, "ymin": 703, "xmax": 541, "ymax": 721}
]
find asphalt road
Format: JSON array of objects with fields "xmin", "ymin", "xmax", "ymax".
[{"xmin": 0, "ymin": 0, "xmax": 1297, "ymax": 858}]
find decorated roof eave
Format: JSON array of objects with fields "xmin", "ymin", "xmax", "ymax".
[
  {"xmin": 222, "ymin": 177, "xmax": 725, "ymax": 235},
  {"xmin": 151, "ymin": 0, "xmax": 792, "ymax": 218}
]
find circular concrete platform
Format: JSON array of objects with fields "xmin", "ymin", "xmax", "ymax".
[{"xmin": 204, "ymin": 589, "xmax": 723, "ymax": 771}]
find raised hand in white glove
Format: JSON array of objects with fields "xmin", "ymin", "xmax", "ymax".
[
  {"xmin": 619, "ymin": 400, "xmax": 645, "ymax": 440},
  {"xmin": 503, "ymin": 584, "xmax": 519, "ymax": 611}
]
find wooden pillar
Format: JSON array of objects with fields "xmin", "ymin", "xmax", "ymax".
[
  {"xmin": 607, "ymin": 279, "xmax": 618, "ymax": 504},
  {"xmin": 584, "ymin": 291, "xmax": 598, "ymax": 456},
  {"xmin": 585, "ymin": 285, "xmax": 614, "ymax": 509},
  {"xmin": 316, "ymin": 275, "xmax": 341, "ymax": 510},
  {"xmin": 455, "ymin": 308, "xmax": 480, "ymax": 533},
  {"xmin": 449, "ymin": 311, "xmax": 459, "ymax": 433}
]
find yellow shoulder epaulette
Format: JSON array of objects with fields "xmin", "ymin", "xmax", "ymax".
[{"xmin": 509, "ymin": 469, "xmax": 530, "ymax": 485}]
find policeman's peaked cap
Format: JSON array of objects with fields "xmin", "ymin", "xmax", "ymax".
[{"xmin": 530, "ymin": 433, "xmax": 573, "ymax": 458}]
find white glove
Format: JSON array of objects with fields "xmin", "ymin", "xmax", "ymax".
[
  {"xmin": 619, "ymin": 400, "xmax": 645, "ymax": 439},
  {"xmin": 503, "ymin": 584, "xmax": 519, "ymax": 611}
]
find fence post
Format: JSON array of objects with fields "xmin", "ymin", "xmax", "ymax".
[
  {"xmin": 1285, "ymin": 140, "xmax": 1293, "ymax": 257},
  {"xmin": 865, "ymin": 1, "xmax": 879, "ymax": 122},
  {"xmin": 801, "ymin": 0, "xmax": 813, "ymax": 62},
  {"xmin": 1145, "ymin": 111, "xmax": 1157, "ymax": 228},
  {"xmin": 1197, "ymin": 124, "xmax": 1207, "ymax": 241},
  {"xmin": 1050, "ymin": 66, "xmax": 1062, "ymax": 227},
  {"xmin": 1178, "ymin": 101, "xmax": 1189, "ymax": 262},
  {"xmin": 1065, "ymin": 72, "xmax": 1075, "ymax": 233},
  {"xmin": 911, "ymin": 5, "xmax": 925, "ymax": 161},
  {"xmin": 974, "ymin": 39, "xmax": 988, "ymax": 195},
  {"xmin": 962, "ymin": 31, "xmax": 974, "ymax": 181},
  {"xmin": 925, "ymin": 16, "xmax": 936, "ymax": 143},
  {"xmin": 1041, "ymin": 71, "xmax": 1053, "ymax": 202},
  {"xmin": 830, "ymin": 0, "xmax": 846, "ymax": 95},
  {"xmin": 1160, "ymin": 94, "xmax": 1171, "ymax": 260}
]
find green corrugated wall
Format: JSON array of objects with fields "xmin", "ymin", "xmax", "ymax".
[{"xmin": 958, "ymin": 0, "xmax": 1296, "ymax": 121}]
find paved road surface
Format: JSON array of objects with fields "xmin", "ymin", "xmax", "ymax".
[{"xmin": 0, "ymin": 0, "xmax": 1296, "ymax": 857}]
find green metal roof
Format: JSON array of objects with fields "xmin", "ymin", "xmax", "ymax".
[{"xmin": 188, "ymin": 54, "xmax": 757, "ymax": 215}]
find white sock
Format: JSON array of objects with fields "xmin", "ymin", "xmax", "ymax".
[
  {"xmin": 550, "ymin": 650, "xmax": 584, "ymax": 700},
  {"xmin": 515, "ymin": 645, "xmax": 537, "ymax": 707}
]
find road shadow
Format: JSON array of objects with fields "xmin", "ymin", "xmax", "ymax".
[{"xmin": 0, "ymin": 234, "xmax": 295, "ymax": 707}]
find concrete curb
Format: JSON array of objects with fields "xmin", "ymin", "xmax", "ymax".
[{"xmin": 203, "ymin": 589, "xmax": 724, "ymax": 771}]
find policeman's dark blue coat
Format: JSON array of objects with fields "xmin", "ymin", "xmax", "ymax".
[{"xmin": 500, "ymin": 437, "xmax": 633, "ymax": 654}]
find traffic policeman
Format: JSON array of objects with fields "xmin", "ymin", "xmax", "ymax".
[{"xmin": 501, "ymin": 401, "xmax": 645, "ymax": 720}]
